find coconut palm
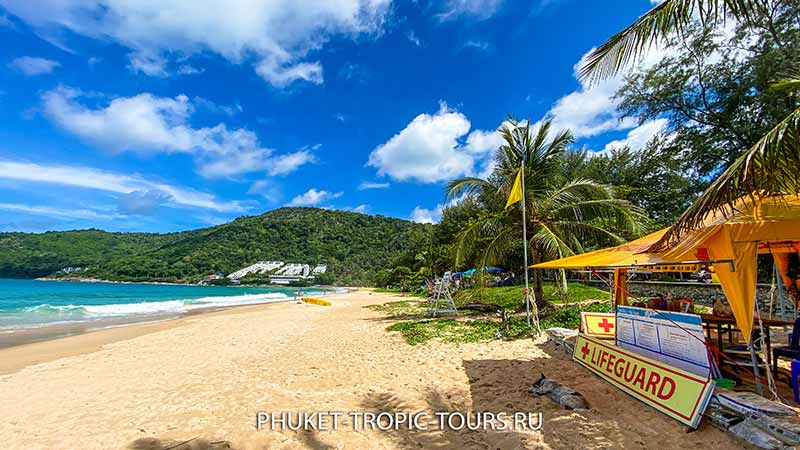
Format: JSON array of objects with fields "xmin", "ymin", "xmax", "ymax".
[
  {"xmin": 446, "ymin": 118, "xmax": 643, "ymax": 307},
  {"xmin": 580, "ymin": 0, "xmax": 800, "ymax": 249}
]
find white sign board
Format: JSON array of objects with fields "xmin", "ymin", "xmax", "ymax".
[{"xmin": 616, "ymin": 306, "xmax": 710, "ymax": 376}]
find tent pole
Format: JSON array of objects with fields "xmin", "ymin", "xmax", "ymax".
[
  {"xmin": 774, "ymin": 261, "xmax": 789, "ymax": 321},
  {"xmin": 750, "ymin": 249, "xmax": 763, "ymax": 396},
  {"xmin": 749, "ymin": 333, "xmax": 763, "ymax": 396}
]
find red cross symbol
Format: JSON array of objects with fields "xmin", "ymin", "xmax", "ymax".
[
  {"xmin": 598, "ymin": 318, "xmax": 614, "ymax": 333},
  {"xmin": 580, "ymin": 342, "xmax": 590, "ymax": 359}
]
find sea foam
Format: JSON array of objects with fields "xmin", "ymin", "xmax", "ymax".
[{"xmin": 1, "ymin": 292, "xmax": 292, "ymax": 329}]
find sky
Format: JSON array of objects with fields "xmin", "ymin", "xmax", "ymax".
[{"xmin": 0, "ymin": 0, "xmax": 668, "ymax": 233}]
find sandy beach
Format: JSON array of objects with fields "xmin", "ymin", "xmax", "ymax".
[{"xmin": 0, "ymin": 290, "xmax": 739, "ymax": 450}]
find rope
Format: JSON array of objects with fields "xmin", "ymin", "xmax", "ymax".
[{"xmin": 755, "ymin": 302, "xmax": 783, "ymax": 401}]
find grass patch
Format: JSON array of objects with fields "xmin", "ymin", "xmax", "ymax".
[
  {"xmin": 373, "ymin": 283, "xmax": 612, "ymax": 345},
  {"xmin": 372, "ymin": 287, "xmax": 428, "ymax": 298},
  {"xmin": 453, "ymin": 282, "xmax": 608, "ymax": 310},
  {"xmin": 365, "ymin": 300, "xmax": 429, "ymax": 318},
  {"xmin": 540, "ymin": 302, "xmax": 612, "ymax": 329},
  {"xmin": 386, "ymin": 316, "xmax": 533, "ymax": 345}
]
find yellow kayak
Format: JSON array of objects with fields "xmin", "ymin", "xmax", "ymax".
[{"xmin": 301, "ymin": 297, "xmax": 331, "ymax": 306}]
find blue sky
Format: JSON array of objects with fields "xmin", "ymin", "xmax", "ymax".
[{"xmin": 0, "ymin": 0, "xmax": 667, "ymax": 233}]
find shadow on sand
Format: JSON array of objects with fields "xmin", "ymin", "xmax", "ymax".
[
  {"xmin": 128, "ymin": 437, "xmax": 234, "ymax": 450},
  {"xmin": 127, "ymin": 340, "xmax": 733, "ymax": 449},
  {"xmin": 357, "ymin": 387, "xmax": 533, "ymax": 449}
]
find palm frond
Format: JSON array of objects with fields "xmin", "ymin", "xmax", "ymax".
[
  {"xmin": 446, "ymin": 177, "xmax": 494, "ymax": 201},
  {"xmin": 536, "ymin": 179, "xmax": 644, "ymax": 234},
  {"xmin": 770, "ymin": 72, "xmax": 800, "ymax": 93},
  {"xmin": 452, "ymin": 210, "xmax": 510, "ymax": 267},
  {"xmin": 579, "ymin": 0, "xmax": 754, "ymax": 83},
  {"xmin": 479, "ymin": 227, "xmax": 517, "ymax": 269},
  {"xmin": 530, "ymin": 224, "xmax": 574, "ymax": 261},
  {"xmin": 550, "ymin": 220, "xmax": 628, "ymax": 246},
  {"xmin": 651, "ymin": 104, "xmax": 800, "ymax": 250}
]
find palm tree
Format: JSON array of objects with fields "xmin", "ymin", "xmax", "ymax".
[
  {"xmin": 446, "ymin": 118, "xmax": 643, "ymax": 307},
  {"xmin": 580, "ymin": 0, "xmax": 800, "ymax": 249}
]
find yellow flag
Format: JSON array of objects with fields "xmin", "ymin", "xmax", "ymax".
[{"xmin": 505, "ymin": 169, "xmax": 523, "ymax": 209}]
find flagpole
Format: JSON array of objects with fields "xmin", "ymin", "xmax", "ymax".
[{"xmin": 520, "ymin": 158, "xmax": 531, "ymax": 327}]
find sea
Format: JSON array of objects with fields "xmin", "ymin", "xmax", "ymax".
[{"xmin": 0, "ymin": 279, "xmax": 323, "ymax": 339}]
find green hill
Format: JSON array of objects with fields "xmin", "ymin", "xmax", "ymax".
[{"xmin": 0, "ymin": 208, "xmax": 429, "ymax": 285}]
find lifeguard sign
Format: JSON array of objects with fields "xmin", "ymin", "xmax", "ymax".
[
  {"xmin": 573, "ymin": 334, "xmax": 715, "ymax": 428},
  {"xmin": 580, "ymin": 312, "xmax": 616, "ymax": 339}
]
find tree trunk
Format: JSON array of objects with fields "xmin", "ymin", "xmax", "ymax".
[
  {"xmin": 524, "ymin": 247, "xmax": 550, "ymax": 311},
  {"xmin": 533, "ymin": 266, "xmax": 547, "ymax": 309}
]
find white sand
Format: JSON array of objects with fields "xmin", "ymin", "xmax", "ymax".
[{"xmin": 0, "ymin": 290, "xmax": 739, "ymax": 449}]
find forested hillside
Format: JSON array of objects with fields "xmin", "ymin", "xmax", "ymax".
[
  {"xmin": 0, "ymin": 208, "xmax": 428, "ymax": 285},
  {"xmin": 0, "ymin": 229, "xmax": 189, "ymax": 279}
]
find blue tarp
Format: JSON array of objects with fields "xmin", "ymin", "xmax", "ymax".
[{"xmin": 454, "ymin": 266, "xmax": 504, "ymax": 277}]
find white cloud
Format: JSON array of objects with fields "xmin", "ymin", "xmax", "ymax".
[
  {"xmin": 0, "ymin": 202, "xmax": 121, "ymax": 220},
  {"xmin": 117, "ymin": 189, "xmax": 170, "ymax": 214},
  {"xmin": 127, "ymin": 51, "xmax": 169, "ymax": 77},
  {"xmin": 368, "ymin": 102, "xmax": 502, "ymax": 183},
  {"xmin": 268, "ymin": 149, "xmax": 318, "ymax": 176},
  {"xmin": 437, "ymin": 0, "xmax": 504, "ymax": 21},
  {"xmin": 543, "ymin": 42, "xmax": 676, "ymax": 141},
  {"xmin": 246, "ymin": 180, "xmax": 282, "ymax": 203},
  {"xmin": 0, "ymin": 0, "xmax": 390, "ymax": 87},
  {"xmin": 548, "ymin": 80, "xmax": 636, "ymax": 138},
  {"xmin": 192, "ymin": 97, "xmax": 241, "ymax": 116},
  {"xmin": 463, "ymin": 127, "xmax": 503, "ymax": 156},
  {"xmin": 8, "ymin": 56, "xmax": 59, "ymax": 75},
  {"xmin": 177, "ymin": 64, "xmax": 203, "ymax": 75},
  {"xmin": 340, "ymin": 204, "xmax": 368, "ymax": 213},
  {"xmin": 410, "ymin": 204, "xmax": 442, "ymax": 224},
  {"xmin": 0, "ymin": 160, "xmax": 247, "ymax": 213},
  {"xmin": 194, "ymin": 145, "xmax": 273, "ymax": 179},
  {"xmin": 287, "ymin": 188, "xmax": 343, "ymax": 207},
  {"xmin": 545, "ymin": 20, "xmax": 743, "ymax": 146},
  {"xmin": 41, "ymin": 87, "xmax": 314, "ymax": 178},
  {"xmin": 462, "ymin": 40, "xmax": 490, "ymax": 51},
  {"xmin": 43, "ymin": 87, "xmax": 195, "ymax": 153},
  {"xmin": 358, "ymin": 181, "xmax": 390, "ymax": 190},
  {"xmin": 406, "ymin": 30, "xmax": 421, "ymax": 46},
  {"xmin": 463, "ymin": 127, "xmax": 504, "ymax": 178},
  {"xmin": 255, "ymin": 59, "xmax": 323, "ymax": 87},
  {"xmin": 600, "ymin": 119, "xmax": 669, "ymax": 155}
]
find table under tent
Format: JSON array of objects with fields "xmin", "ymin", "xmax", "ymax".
[{"xmin": 532, "ymin": 195, "xmax": 800, "ymax": 443}]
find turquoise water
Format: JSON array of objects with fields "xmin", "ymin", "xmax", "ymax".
[{"xmin": 0, "ymin": 279, "xmax": 318, "ymax": 329}]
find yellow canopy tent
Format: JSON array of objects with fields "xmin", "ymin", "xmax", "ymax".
[{"xmin": 532, "ymin": 194, "xmax": 800, "ymax": 340}]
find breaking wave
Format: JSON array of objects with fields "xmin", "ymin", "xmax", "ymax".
[{"xmin": 0, "ymin": 293, "xmax": 291, "ymax": 329}]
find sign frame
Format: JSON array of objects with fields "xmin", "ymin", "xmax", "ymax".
[
  {"xmin": 580, "ymin": 311, "xmax": 616, "ymax": 339},
  {"xmin": 615, "ymin": 305, "xmax": 710, "ymax": 376},
  {"xmin": 573, "ymin": 333, "xmax": 715, "ymax": 428}
]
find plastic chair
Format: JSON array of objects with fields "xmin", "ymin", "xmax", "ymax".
[
  {"xmin": 792, "ymin": 360, "xmax": 800, "ymax": 403},
  {"xmin": 772, "ymin": 317, "xmax": 800, "ymax": 377}
]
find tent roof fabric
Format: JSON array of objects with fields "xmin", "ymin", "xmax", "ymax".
[
  {"xmin": 659, "ymin": 195, "xmax": 800, "ymax": 261},
  {"xmin": 530, "ymin": 194, "xmax": 800, "ymax": 340},
  {"xmin": 532, "ymin": 195, "xmax": 800, "ymax": 270},
  {"xmin": 531, "ymin": 229, "xmax": 669, "ymax": 269}
]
